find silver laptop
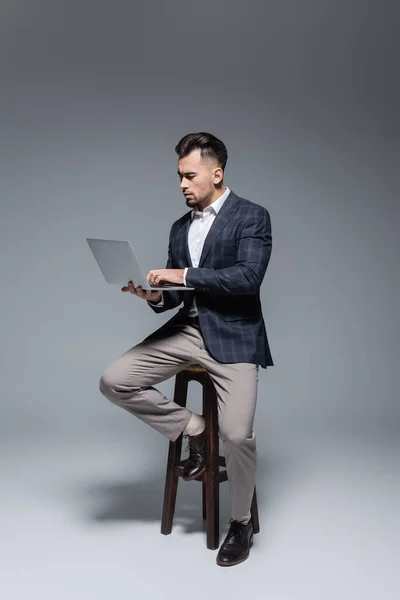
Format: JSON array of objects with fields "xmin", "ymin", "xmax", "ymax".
[{"xmin": 86, "ymin": 238, "xmax": 194, "ymax": 290}]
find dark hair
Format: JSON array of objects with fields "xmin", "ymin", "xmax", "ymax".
[{"xmin": 175, "ymin": 132, "xmax": 228, "ymax": 171}]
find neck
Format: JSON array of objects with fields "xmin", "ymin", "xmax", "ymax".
[{"xmin": 197, "ymin": 185, "xmax": 227, "ymax": 211}]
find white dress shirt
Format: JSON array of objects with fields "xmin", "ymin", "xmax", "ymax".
[{"xmin": 149, "ymin": 186, "xmax": 231, "ymax": 316}]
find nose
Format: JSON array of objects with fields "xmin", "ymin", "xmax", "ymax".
[{"xmin": 180, "ymin": 179, "xmax": 188, "ymax": 191}]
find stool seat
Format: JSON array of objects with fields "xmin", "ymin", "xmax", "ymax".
[
  {"xmin": 185, "ymin": 364, "xmax": 206, "ymax": 372},
  {"xmin": 161, "ymin": 364, "xmax": 260, "ymax": 549}
]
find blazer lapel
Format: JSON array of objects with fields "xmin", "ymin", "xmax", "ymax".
[
  {"xmin": 180, "ymin": 213, "xmax": 193, "ymax": 267},
  {"xmin": 176, "ymin": 191, "xmax": 240, "ymax": 268},
  {"xmin": 198, "ymin": 191, "xmax": 240, "ymax": 267}
]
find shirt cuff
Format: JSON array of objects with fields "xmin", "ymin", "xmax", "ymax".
[
  {"xmin": 148, "ymin": 293, "xmax": 164, "ymax": 307},
  {"xmin": 183, "ymin": 268, "xmax": 188, "ymax": 286}
]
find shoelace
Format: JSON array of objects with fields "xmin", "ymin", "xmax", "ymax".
[
  {"xmin": 227, "ymin": 518, "xmax": 250, "ymax": 542},
  {"xmin": 183, "ymin": 433, "xmax": 202, "ymax": 454},
  {"xmin": 228, "ymin": 518, "xmax": 251, "ymax": 531},
  {"xmin": 183, "ymin": 434, "xmax": 190, "ymax": 453}
]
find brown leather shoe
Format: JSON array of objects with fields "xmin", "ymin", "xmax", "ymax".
[
  {"xmin": 216, "ymin": 519, "xmax": 254, "ymax": 567},
  {"xmin": 182, "ymin": 430, "xmax": 206, "ymax": 480}
]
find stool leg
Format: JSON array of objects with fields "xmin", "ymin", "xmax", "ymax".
[
  {"xmin": 250, "ymin": 485, "xmax": 260, "ymax": 534},
  {"xmin": 204, "ymin": 379, "xmax": 220, "ymax": 550},
  {"xmin": 161, "ymin": 433, "xmax": 183, "ymax": 535},
  {"xmin": 202, "ymin": 481, "xmax": 207, "ymax": 520},
  {"xmin": 161, "ymin": 372, "xmax": 188, "ymax": 536}
]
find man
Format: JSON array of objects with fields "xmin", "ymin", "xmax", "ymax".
[{"xmin": 99, "ymin": 132, "xmax": 273, "ymax": 566}]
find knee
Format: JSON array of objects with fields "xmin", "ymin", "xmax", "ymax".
[
  {"xmin": 99, "ymin": 372, "xmax": 110, "ymax": 392},
  {"xmin": 98, "ymin": 370, "xmax": 127, "ymax": 403},
  {"xmin": 98, "ymin": 372, "xmax": 116, "ymax": 400},
  {"xmin": 219, "ymin": 426, "xmax": 253, "ymax": 447},
  {"xmin": 98, "ymin": 364, "xmax": 143, "ymax": 403}
]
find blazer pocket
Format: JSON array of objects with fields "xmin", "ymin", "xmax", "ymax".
[
  {"xmin": 214, "ymin": 238, "xmax": 237, "ymax": 247},
  {"xmin": 223, "ymin": 314, "xmax": 259, "ymax": 321}
]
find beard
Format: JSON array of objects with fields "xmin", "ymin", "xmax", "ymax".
[
  {"xmin": 184, "ymin": 188, "xmax": 213, "ymax": 210},
  {"xmin": 185, "ymin": 194, "xmax": 197, "ymax": 207}
]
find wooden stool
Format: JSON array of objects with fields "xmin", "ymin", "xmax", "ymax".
[{"xmin": 161, "ymin": 364, "xmax": 260, "ymax": 550}]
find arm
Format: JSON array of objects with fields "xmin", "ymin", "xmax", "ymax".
[
  {"xmin": 149, "ymin": 267, "xmax": 188, "ymax": 306},
  {"xmin": 147, "ymin": 293, "xmax": 165, "ymax": 307},
  {"xmin": 185, "ymin": 207, "xmax": 272, "ymax": 295}
]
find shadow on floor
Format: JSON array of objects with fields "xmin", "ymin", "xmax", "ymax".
[{"xmin": 76, "ymin": 453, "xmax": 292, "ymax": 537}]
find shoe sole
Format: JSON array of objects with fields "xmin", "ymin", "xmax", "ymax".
[
  {"xmin": 182, "ymin": 465, "xmax": 207, "ymax": 481},
  {"xmin": 216, "ymin": 539, "xmax": 253, "ymax": 567}
]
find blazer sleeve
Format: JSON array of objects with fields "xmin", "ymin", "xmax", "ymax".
[
  {"xmin": 147, "ymin": 228, "xmax": 185, "ymax": 313},
  {"xmin": 185, "ymin": 207, "xmax": 272, "ymax": 295}
]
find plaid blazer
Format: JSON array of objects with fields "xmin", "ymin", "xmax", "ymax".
[{"xmin": 148, "ymin": 190, "xmax": 273, "ymax": 368}]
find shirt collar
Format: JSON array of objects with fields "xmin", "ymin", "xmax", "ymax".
[{"xmin": 191, "ymin": 187, "xmax": 231, "ymax": 221}]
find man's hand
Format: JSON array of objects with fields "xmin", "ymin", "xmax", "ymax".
[
  {"xmin": 121, "ymin": 281, "xmax": 162, "ymax": 303},
  {"xmin": 146, "ymin": 269, "xmax": 185, "ymax": 286}
]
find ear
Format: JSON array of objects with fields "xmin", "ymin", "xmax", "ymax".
[{"xmin": 213, "ymin": 167, "xmax": 223, "ymax": 184}]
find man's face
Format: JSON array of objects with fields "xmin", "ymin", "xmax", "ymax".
[{"xmin": 178, "ymin": 149, "xmax": 222, "ymax": 210}]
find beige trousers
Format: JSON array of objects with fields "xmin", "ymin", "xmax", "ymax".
[{"xmin": 99, "ymin": 315, "xmax": 259, "ymax": 521}]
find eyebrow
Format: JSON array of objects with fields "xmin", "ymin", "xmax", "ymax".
[{"xmin": 177, "ymin": 170, "xmax": 197, "ymax": 176}]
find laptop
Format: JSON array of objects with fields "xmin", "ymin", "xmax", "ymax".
[{"xmin": 86, "ymin": 238, "xmax": 194, "ymax": 291}]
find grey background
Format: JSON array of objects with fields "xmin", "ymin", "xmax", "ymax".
[{"xmin": 0, "ymin": 1, "xmax": 398, "ymax": 599}]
